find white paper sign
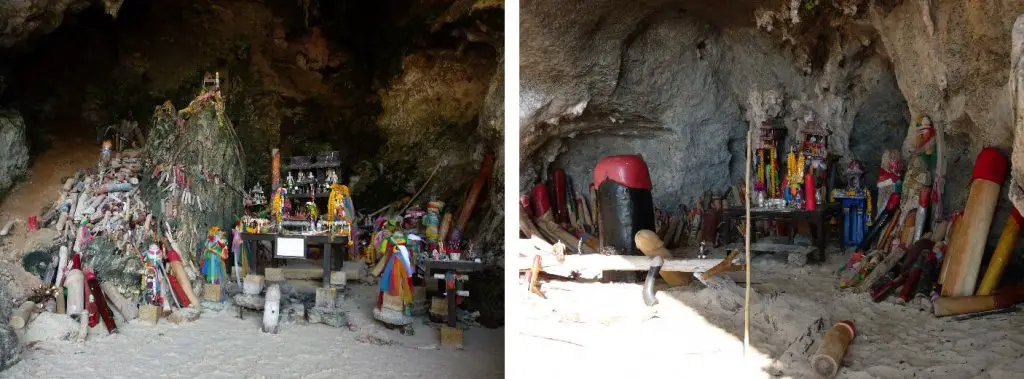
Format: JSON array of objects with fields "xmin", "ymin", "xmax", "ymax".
[{"xmin": 276, "ymin": 237, "xmax": 305, "ymax": 258}]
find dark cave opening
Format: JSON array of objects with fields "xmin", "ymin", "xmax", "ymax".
[
  {"xmin": 0, "ymin": 0, "xmax": 502, "ymax": 211},
  {"xmin": 0, "ymin": 0, "xmax": 505, "ymax": 335}
]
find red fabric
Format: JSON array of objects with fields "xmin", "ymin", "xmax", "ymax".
[
  {"xmin": 919, "ymin": 189, "xmax": 931, "ymax": 207},
  {"xmin": 168, "ymin": 275, "xmax": 191, "ymax": 308},
  {"xmin": 519, "ymin": 195, "xmax": 533, "ymax": 218},
  {"xmin": 71, "ymin": 253, "xmax": 81, "ymax": 270},
  {"xmin": 83, "ymin": 273, "xmax": 99, "ymax": 328},
  {"xmin": 553, "ymin": 169, "xmax": 568, "ymax": 223},
  {"xmin": 532, "ymin": 184, "xmax": 551, "ymax": 216},
  {"xmin": 1011, "ymin": 208, "xmax": 1024, "ymax": 226},
  {"xmin": 878, "ymin": 168, "xmax": 900, "ymax": 183},
  {"xmin": 886, "ymin": 193, "xmax": 901, "ymax": 211},
  {"xmin": 593, "ymin": 155, "xmax": 653, "ymax": 190},
  {"xmin": 166, "ymin": 247, "xmax": 181, "ymax": 263},
  {"xmin": 971, "ymin": 147, "xmax": 1009, "ymax": 185},
  {"xmin": 804, "ymin": 173, "xmax": 816, "ymax": 210},
  {"xmin": 837, "ymin": 320, "xmax": 856, "ymax": 338}
]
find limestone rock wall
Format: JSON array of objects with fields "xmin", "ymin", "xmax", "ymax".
[{"xmin": 0, "ymin": 109, "xmax": 29, "ymax": 197}]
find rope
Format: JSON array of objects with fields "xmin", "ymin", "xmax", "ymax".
[{"xmin": 743, "ymin": 127, "xmax": 753, "ymax": 358}]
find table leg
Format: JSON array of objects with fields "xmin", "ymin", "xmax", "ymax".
[
  {"xmin": 446, "ymin": 283, "xmax": 457, "ymax": 328},
  {"xmin": 817, "ymin": 213, "xmax": 827, "ymax": 262},
  {"xmin": 724, "ymin": 216, "xmax": 732, "ymax": 246},
  {"xmin": 322, "ymin": 243, "xmax": 332, "ymax": 288}
]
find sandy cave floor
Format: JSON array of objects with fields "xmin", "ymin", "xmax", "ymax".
[
  {"xmin": 511, "ymin": 250, "xmax": 1024, "ymax": 379},
  {"xmin": 3, "ymin": 283, "xmax": 505, "ymax": 378},
  {"xmin": 0, "ymin": 131, "xmax": 100, "ymax": 299}
]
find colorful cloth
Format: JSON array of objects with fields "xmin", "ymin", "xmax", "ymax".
[{"xmin": 377, "ymin": 239, "xmax": 414, "ymax": 316}]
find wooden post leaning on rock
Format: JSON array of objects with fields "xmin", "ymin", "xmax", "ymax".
[
  {"xmin": 943, "ymin": 148, "xmax": 1008, "ymax": 297},
  {"xmin": 9, "ymin": 301, "xmax": 36, "ymax": 329},
  {"xmin": 163, "ymin": 241, "xmax": 200, "ymax": 307},
  {"xmin": 100, "ymin": 282, "xmax": 138, "ymax": 321},
  {"xmin": 446, "ymin": 151, "xmax": 494, "ymax": 244},
  {"xmin": 934, "ymin": 285, "xmax": 1024, "ymax": 316},
  {"xmin": 977, "ymin": 208, "xmax": 1024, "ymax": 295},
  {"xmin": 634, "ymin": 229, "xmax": 692, "ymax": 286},
  {"xmin": 810, "ymin": 320, "xmax": 856, "ymax": 378},
  {"xmin": 65, "ymin": 269, "xmax": 85, "ymax": 315}
]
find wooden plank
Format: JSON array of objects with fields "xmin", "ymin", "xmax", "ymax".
[
  {"xmin": 721, "ymin": 242, "xmax": 815, "ymax": 254},
  {"xmin": 515, "ymin": 253, "xmax": 732, "ymax": 273}
]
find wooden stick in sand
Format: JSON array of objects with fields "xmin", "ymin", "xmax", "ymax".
[
  {"xmin": 943, "ymin": 148, "xmax": 1008, "ymax": 296},
  {"xmin": 810, "ymin": 320, "xmax": 856, "ymax": 378},
  {"xmin": 634, "ymin": 229, "xmax": 692, "ymax": 286},
  {"xmin": 934, "ymin": 285, "xmax": 1024, "ymax": 317},
  {"xmin": 976, "ymin": 208, "xmax": 1023, "ymax": 295}
]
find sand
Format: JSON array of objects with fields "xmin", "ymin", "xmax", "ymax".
[
  {"xmin": 5, "ymin": 284, "xmax": 504, "ymax": 378},
  {"xmin": 512, "ymin": 250, "xmax": 1024, "ymax": 379}
]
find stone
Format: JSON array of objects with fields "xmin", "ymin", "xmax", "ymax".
[
  {"xmin": 284, "ymin": 303, "xmax": 306, "ymax": 324},
  {"xmin": 0, "ymin": 109, "xmax": 29, "ymax": 197},
  {"xmin": 167, "ymin": 308, "xmax": 200, "ymax": 324},
  {"xmin": 265, "ymin": 268, "xmax": 285, "ymax": 282},
  {"xmin": 200, "ymin": 301, "xmax": 226, "ymax": 312},
  {"xmin": 243, "ymin": 275, "xmax": 265, "ymax": 295},
  {"xmin": 22, "ymin": 312, "xmax": 77, "ymax": 343},
  {"xmin": 329, "ymin": 271, "xmax": 346, "ymax": 286},
  {"xmin": 232, "ymin": 293, "xmax": 265, "ymax": 310},
  {"xmin": 22, "ymin": 228, "xmax": 59, "ymax": 254},
  {"xmin": 307, "ymin": 306, "xmax": 346, "ymax": 328}
]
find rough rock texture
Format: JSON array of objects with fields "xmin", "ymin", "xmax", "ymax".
[
  {"xmin": 521, "ymin": 0, "xmax": 908, "ymax": 209},
  {"xmin": 22, "ymin": 312, "xmax": 77, "ymax": 343},
  {"xmin": 0, "ymin": 109, "xmax": 29, "ymax": 197},
  {"xmin": 521, "ymin": 0, "xmax": 1024, "ymax": 270},
  {"xmin": 0, "ymin": 280, "xmax": 19, "ymax": 370}
]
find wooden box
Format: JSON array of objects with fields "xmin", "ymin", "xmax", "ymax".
[
  {"xmin": 315, "ymin": 287, "xmax": 336, "ymax": 309},
  {"xmin": 430, "ymin": 297, "xmax": 447, "ymax": 318},
  {"xmin": 139, "ymin": 304, "xmax": 160, "ymax": 325},
  {"xmin": 203, "ymin": 284, "xmax": 222, "ymax": 302},
  {"xmin": 440, "ymin": 325, "xmax": 463, "ymax": 348}
]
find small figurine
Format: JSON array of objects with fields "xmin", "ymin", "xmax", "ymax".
[
  {"xmin": 140, "ymin": 243, "xmax": 166, "ymax": 306},
  {"xmin": 200, "ymin": 227, "xmax": 228, "ymax": 284},
  {"xmin": 286, "ymin": 172, "xmax": 296, "ymax": 190},
  {"xmin": 424, "ymin": 201, "xmax": 444, "ymax": 243},
  {"xmin": 373, "ymin": 232, "xmax": 415, "ymax": 334},
  {"xmin": 100, "ymin": 140, "xmax": 113, "ymax": 169}
]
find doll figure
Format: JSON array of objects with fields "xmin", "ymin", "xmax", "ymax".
[
  {"xmin": 141, "ymin": 243, "xmax": 164, "ymax": 305},
  {"xmin": 373, "ymin": 232, "xmax": 415, "ymax": 333},
  {"xmin": 100, "ymin": 140, "xmax": 113, "ymax": 169},
  {"xmin": 200, "ymin": 227, "xmax": 228, "ymax": 284},
  {"xmin": 423, "ymin": 201, "xmax": 444, "ymax": 243}
]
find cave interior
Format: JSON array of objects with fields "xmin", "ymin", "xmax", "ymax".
[{"xmin": 0, "ymin": 0, "xmax": 505, "ymax": 326}]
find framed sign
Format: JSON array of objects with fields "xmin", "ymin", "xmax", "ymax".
[{"xmin": 276, "ymin": 237, "xmax": 306, "ymax": 258}]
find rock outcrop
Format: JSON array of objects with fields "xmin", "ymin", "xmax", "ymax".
[{"xmin": 0, "ymin": 109, "xmax": 29, "ymax": 197}]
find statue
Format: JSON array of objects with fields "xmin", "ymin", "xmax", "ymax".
[
  {"xmin": 200, "ymin": 227, "xmax": 228, "ymax": 284},
  {"xmin": 141, "ymin": 243, "xmax": 164, "ymax": 306},
  {"xmin": 372, "ymin": 232, "xmax": 415, "ymax": 334}
]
